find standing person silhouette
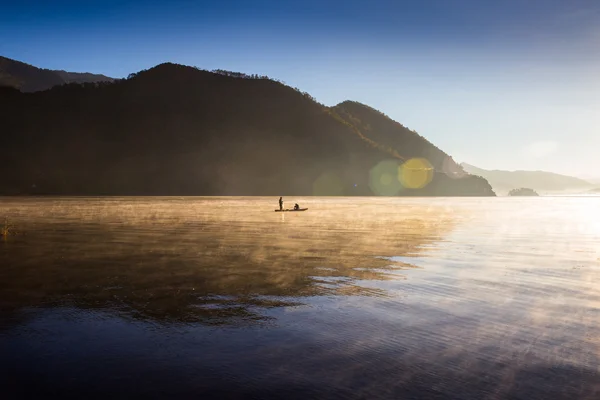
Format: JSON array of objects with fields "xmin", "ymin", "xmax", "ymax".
[{"xmin": 279, "ymin": 197, "xmax": 283, "ymax": 211}]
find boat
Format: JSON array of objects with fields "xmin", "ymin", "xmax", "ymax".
[{"xmin": 274, "ymin": 208, "xmax": 308, "ymax": 212}]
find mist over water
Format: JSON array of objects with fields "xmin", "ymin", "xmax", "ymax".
[{"xmin": 1, "ymin": 197, "xmax": 600, "ymax": 399}]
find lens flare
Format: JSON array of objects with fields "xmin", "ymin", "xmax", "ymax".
[
  {"xmin": 380, "ymin": 173, "xmax": 393, "ymax": 186},
  {"xmin": 399, "ymin": 158, "xmax": 434, "ymax": 189},
  {"xmin": 369, "ymin": 160, "xmax": 404, "ymax": 196}
]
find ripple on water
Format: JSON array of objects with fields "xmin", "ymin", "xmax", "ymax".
[{"xmin": 2, "ymin": 197, "xmax": 600, "ymax": 399}]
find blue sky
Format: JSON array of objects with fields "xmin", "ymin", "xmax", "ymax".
[{"xmin": 2, "ymin": 0, "xmax": 599, "ymax": 178}]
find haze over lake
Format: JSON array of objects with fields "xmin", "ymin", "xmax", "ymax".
[{"xmin": 2, "ymin": 197, "xmax": 600, "ymax": 399}]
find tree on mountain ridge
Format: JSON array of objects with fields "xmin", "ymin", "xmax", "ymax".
[
  {"xmin": 0, "ymin": 56, "xmax": 114, "ymax": 92},
  {"xmin": 0, "ymin": 62, "xmax": 495, "ymax": 197}
]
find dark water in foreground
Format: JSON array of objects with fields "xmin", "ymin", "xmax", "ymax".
[{"xmin": 1, "ymin": 197, "xmax": 600, "ymax": 399}]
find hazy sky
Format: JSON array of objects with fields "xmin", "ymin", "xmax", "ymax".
[{"xmin": 2, "ymin": 0, "xmax": 599, "ymax": 178}]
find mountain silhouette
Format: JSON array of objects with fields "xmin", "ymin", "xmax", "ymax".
[
  {"xmin": 333, "ymin": 101, "xmax": 466, "ymax": 176},
  {"xmin": 0, "ymin": 61, "xmax": 494, "ymax": 196},
  {"xmin": 508, "ymin": 188, "xmax": 539, "ymax": 196},
  {"xmin": 461, "ymin": 163, "xmax": 591, "ymax": 194},
  {"xmin": 0, "ymin": 56, "xmax": 114, "ymax": 92}
]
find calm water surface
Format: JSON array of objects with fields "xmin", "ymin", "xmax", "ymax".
[{"xmin": 1, "ymin": 197, "xmax": 600, "ymax": 399}]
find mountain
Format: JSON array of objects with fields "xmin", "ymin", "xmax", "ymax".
[
  {"xmin": 0, "ymin": 56, "xmax": 114, "ymax": 92},
  {"xmin": 0, "ymin": 62, "xmax": 494, "ymax": 196},
  {"xmin": 508, "ymin": 188, "xmax": 539, "ymax": 196},
  {"xmin": 461, "ymin": 163, "xmax": 592, "ymax": 194},
  {"xmin": 333, "ymin": 101, "xmax": 466, "ymax": 176},
  {"xmin": 585, "ymin": 178, "xmax": 600, "ymax": 185}
]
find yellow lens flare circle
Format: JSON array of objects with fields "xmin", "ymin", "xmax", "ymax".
[{"xmin": 399, "ymin": 158, "xmax": 434, "ymax": 189}]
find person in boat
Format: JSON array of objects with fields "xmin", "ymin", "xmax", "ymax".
[
  {"xmin": 294, "ymin": 203, "xmax": 300, "ymax": 210},
  {"xmin": 279, "ymin": 197, "xmax": 283, "ymax": 211}
]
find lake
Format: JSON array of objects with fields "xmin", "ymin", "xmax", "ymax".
[{"xmin": 1, "ymin": 197, "xmax": 600, "ymax": 399}]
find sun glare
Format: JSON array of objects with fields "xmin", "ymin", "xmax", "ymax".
[{"xmin": 399, "ymin": 158, "xmax": 434, "ymax": 189}]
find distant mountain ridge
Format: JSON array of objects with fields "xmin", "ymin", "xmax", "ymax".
[
  {"xmin": 0, "ymin": 56, "xmax": 114, "ymax": 92},
  {"xmin": 461, "ymin": 163, "xmax": 592, "ymax": 194},
  {"xmin": 0, "ymin": 60, "xmax": 494, "ymax": 196}
]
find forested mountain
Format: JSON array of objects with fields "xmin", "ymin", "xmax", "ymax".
[
  {"xmin": 0, "ymin": 56, "xmax": 114, "ymax": 92},
  {"xmin": 461, "ymin": 163, "xmax": 591, "ymax": 194},
  {"xmin": 333, "ymin": 101, "xmax": 466, "ymax": 176},
  {"xmin": 508, "ymin": 188, "xmax": 539, "ymax": 196},
  {"xmin": 0, "ymin": 62, "xmax": 495, "ymax": 196}
]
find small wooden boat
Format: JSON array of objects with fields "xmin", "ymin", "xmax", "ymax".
[{"xmin": 274, "ymin": 208, "xmax": 308, "ymax": 212}]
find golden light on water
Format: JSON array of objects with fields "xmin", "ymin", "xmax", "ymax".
[{"xmin": 399, "ymin": 158, "xmax": 434, "ymax": 189}]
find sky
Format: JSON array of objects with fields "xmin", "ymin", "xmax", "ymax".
[{"xmin": 2, "ymin": 0, "xmax": 600, "ymax": 178}]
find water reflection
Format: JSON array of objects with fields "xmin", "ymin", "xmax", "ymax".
[
  {"xmin": 4, "ymin": 198, "xmax": 600, "ymax": 398},
  {"xmin": 0, "ymin": 197, "xmax": 458, "ymax": 325}
]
